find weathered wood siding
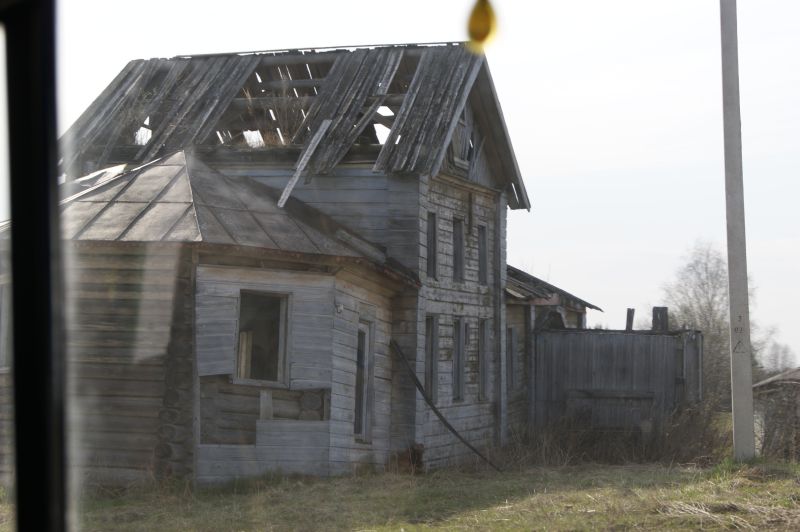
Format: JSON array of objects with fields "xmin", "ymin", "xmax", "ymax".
[
  {"xmin": 195, "ymin": 264, "xmax": 334, "ymax": 387},
  {"xmin": 212, "ymin": 163, "xmax": 422, "ymax": 271},
  {"xmin": 505, "ymin": 304, "xmax": 528, "ymax": 436},
  {"xmin": 66, "ymin": 242, "xmax": 195, "ymax": 484},
  {"xmin": 330, "ymin": 267, "xmax": 396, "ymax": 473},
  {"xmin": 418, "ymin": 174, "xmax": 501, "ymax": 468},
  {"xmin": 534, "ymin": 330, "xmax": 702, "ymax": 433}
]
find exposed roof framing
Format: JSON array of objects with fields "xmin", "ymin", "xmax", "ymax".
[
  {"xmin": 59, "ymin": 43, "xmax": 530, "ymax": 210},
  {"xmin": 506, "ymin": 265, "xmax": 602, "ymax": 311}
]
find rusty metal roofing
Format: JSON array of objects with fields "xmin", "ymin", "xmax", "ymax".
[
  {"xmin": 506, "ymin": 265, "xmax": 602, "ymax": 311},
  {"xmin": 58, "ymin": 43, "xmax": 530, "ymax": 210},
  {"xmin": 60, "ymin": 150, "xmax": 379, "ymax": 261}
]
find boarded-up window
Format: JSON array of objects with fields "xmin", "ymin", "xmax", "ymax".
[
  {"xmin": 237, "ymin": 291, "xmax": 286, "ymax": 382},
  {"xmin": 354, "ymin": 321, "xmax": 372, "ymax": 441},
  {"xmin": 478, "ymin": 319, "xmax": 489, "ymax": 401},
  {"xmin": 506, "ymin": 327, "xmax": 516, "ymax": 390},
  {"xmin": 453, "ymin": 218, "xmax": 464, "ymax": 282},
  {"xmin": 425, "ymin": 315, "xmax": 439, "ymax": 404},
  {"xmin": 478, "ymin": 225, "xmax": 488, "ymax": 285},
  {"xmin": 427, "ymin": 212, "xmax": 437, "ymax": 279},
  {"xmin": 453, "ymin": 318, "xmax": 466, "ymax": 401}
]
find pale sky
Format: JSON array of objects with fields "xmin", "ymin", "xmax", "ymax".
[{"xmin": 40, "ymin": 0, "xmax": 800, "ymax": 363}]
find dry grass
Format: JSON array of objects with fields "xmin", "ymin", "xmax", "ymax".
[{"xmin": 3, "ymin": 461, "xmax": 799, "ymax": 531}]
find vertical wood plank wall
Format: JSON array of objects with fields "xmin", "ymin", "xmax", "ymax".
[{"xmin": 417, "ymin": 174, "xmax": 500, "ymax": 468}]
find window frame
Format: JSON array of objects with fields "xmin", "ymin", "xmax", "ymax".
[
  {"xmin": 425, "ymin": 314, "xmax": 439, "ymax": 404},
  {"xmin": 453, "ymin": 317, "xmax": 466, "ymax": 402},
  {"xmin": 478, "ymin": 318, "xmax": 489, "ymax": 401},
  {"xmin": 426, "ymin": 211, "xmax": 437, "ymax": 280},
  {"xmin": 477, "ymin": 224, "xmax": 488, "ymax": 285},
  {"xmin": 234, "ymin": 289, "xmax": 290, "ymax": 387},
  {"xmin": 354, "ymin": 320, "xmax": 374, "ymax": 443},
  {"xmin": 453, "ymin": 217, "xmax": 464, "ymax": 283}
]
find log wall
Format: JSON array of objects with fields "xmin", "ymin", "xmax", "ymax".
[{"xmin": 66, "ymin": 242, "xmax": 195, "ymax": 484}]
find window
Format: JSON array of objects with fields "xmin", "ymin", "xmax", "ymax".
[
  {"xmin": 478, "ymin": 319, "xmax": 489, "ymax": 401},
  {"xmin": 453, "ymin": 318, "xmax": 466, "ymax": 401},
  {"xmin": 427, "ymin": 212, "xmax": 437, "ymax": 279},
  {"xmin": 425, "ymin": 315, "xmax": 439, "ymax": 404},
  {"xmin": 354, "ymin": 321, "xmax": 372, "ymax": 441},
  {"xmin": 237, "ymin": 291, "xmax": 287, "ymax": 382},
  {"xmin": 477, "ymin": 225, "xmax": 488, "ymax": 285},
  {"xmin": 506, "ymin": 326, "xmax": 516, "ymax": 390},
  {"xmin": 453, "ymin": 218, "xmax": 464, "ymax": 282}
]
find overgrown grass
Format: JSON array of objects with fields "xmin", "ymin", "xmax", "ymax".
[{"xmin": 3, "ymin": 461, "xmax": 798, "ymax": 531}]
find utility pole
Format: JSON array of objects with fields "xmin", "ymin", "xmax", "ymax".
[{"xmin": 719, "ymin": 0, "xmax": 755, "ymax": 460}]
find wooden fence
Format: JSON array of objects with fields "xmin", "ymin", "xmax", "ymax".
[{"xmin": 534, "ymin": 329, "xmax": 702, "ymax": 435}]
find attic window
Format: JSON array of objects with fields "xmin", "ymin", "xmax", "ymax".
[
  {"xmin": 376, "ymin": 106, "xmax": 394, "ymax": 117},
  {"xmin": 237, "ymin": 291, "xmax": 287, "ymax": 383},
  {"xmin": 134, "ymin": 116, "xmax": 152, "ymax": 146}
]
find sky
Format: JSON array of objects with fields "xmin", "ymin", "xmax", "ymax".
[{"xmin": 8, "ymin": 0, "xmax": 798, "ymax": 362}]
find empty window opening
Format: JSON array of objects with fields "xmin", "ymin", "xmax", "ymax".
[
  {"xmin": 354, "ymin": 322, "xmax": 372, "ymax": 441},
  {"xmin": 425, "ymin": 315, "xmax": 439, "ymax": 404},
  {"xmin": 243, "ymin": 130, "xmax": 266, "ymax": 148},
  {"xmin": 453, "ymin": 318, "xmax": 466, "ymax": 401},
  {"xmin": 453, "ymin": 218, "xmax": 464, "ymax": 282},
  {"xmin": 237, "ymin": 292, "xmax": 287, "ymax": 382},
  {"xmin": 478, "ymin": 225, "xmax": 488, "ymax": 285},
  {"xmin": 478, "ymin": 319, "xmax": 489, "ymax": 401},
  {"xmin": 134, "ymin": 126, "xmax": 151, "ymax": 146},
  {"xmin": 426, "ymin": 212, "xmax": 437, "ymax": 279},
  {"xmin": 377, "ymin": 106, "xmax": 394, "ymax": 117},
  {"xmin": 373, "ymin": 123, "xmax": 391, "ymax": 145}
]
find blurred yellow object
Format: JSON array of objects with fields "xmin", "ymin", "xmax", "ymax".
[{"xmin": 467, "ymin": 0, "xmax": 497, "ymax": 54}]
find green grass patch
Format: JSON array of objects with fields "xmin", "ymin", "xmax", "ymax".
[{"xmin": 2, "ymin": 463, "xmax": 800, "ymax": 530}]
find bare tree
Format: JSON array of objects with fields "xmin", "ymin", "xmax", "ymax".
[{"xmin": 662, "ymin": 241, "xmax": 768, "ymax": 409}]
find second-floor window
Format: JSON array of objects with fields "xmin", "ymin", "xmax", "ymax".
[
  {"xmin": 478, "ymin": 319, "xmax": 489, "ymax": 401},
  {"xmin": 478, "ymin": 225, "xmax": 488, "ymax": 285},
  {"xmin": 427, "ymin": 212, "xmax": 437, "ymax": 279},
  {"xmin": 453, "ymin": 218, "xmax": 464, "ymax": 282}
]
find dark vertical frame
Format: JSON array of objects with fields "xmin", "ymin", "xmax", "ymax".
[
  {"xmin": 426, "ymin": 212, "xmax": 437, "ymax": 279},
  {"xmin": 453, "ymin": 218, "xmax": 464, "ymax": 282},
  {"xmin": 424, "ymin": 314, "xmax": 439, "ymax": 404},
  {"xmin": 477, "ymin": 224, "xmax": 487, "ymax": 285},
  {"xmin": 0, "ymin": 0, "xmax": 65, "ymax": 530},
  {"xmin": 478, "ymin": 318, "xmax": 488, "ymax": 401}
]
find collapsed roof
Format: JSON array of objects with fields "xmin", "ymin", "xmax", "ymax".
[{"xmin": 60, "ymin": 43, "xmax": 530, "ymax": 210}]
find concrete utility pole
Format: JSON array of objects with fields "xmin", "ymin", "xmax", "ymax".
[{"xmin": 719, "ymin": 0, "xmax": 755, "ymax": 460}]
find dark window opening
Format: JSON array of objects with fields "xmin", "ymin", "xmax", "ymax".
[
  {"xmin": 427, "ymin": 212, "xmax": 437, "ymax": 279},
  {"xmin": 425, "ymin": 315, "xmax": 439, "ymax": 404},
  {"xmin": 354, "ymin": 322, "xmax": 371, "ymax": 440},
  {"xmin": 237, "ymin": 291, "xmax": 286, "ymax": 382},
  {"xmin": 453, "ymin": 218, "xmax": 464, "ymax": 282},
  {"xmin": 453, "ymin": 318, "xmax": 466, "ymax": 401},
  {"xmin": 478, "ymin": 319, "xmax": 489, "ymax": 401},
  {"xmin": 478, "ymin": 224, "xmax": 488, "ymax": 285},
  {"xmin": 506, "ymin": 326, "xmax": 516, "ymax": 390}
]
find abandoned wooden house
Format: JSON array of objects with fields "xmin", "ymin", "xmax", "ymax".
[
  {"xmin": 754, "ymin": 368, "xmax": 800, "ymax": 460},
  {"xmin": 0, "ymin": 42, "xmax": 702, "ymax": 485}
]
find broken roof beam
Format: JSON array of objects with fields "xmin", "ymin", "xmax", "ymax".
[{"xmin": 277, "ymin": 119, "xmax": 331, "ymax": 208}]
